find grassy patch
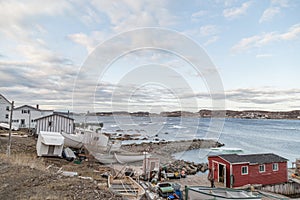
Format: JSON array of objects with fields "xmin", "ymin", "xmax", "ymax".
[{"xmin": 0, "ymin": 153, "xmax": 46, "ymax": 171}]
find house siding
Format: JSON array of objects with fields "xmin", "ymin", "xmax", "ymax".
[
  {"xmin": 232, "ymin": 163, "xmax": 250, "ymax": 187},
  {"xmin": 35, "ymin": 114, "xmax": 74, "ymax": 134},
  {"xmin": 12, "ymin": 105, "xmax": 53, "ymax": 129},
  {"xmin": 247, "ymin": 162, "xmax": 288, "ymax": 186},
  {"xmin": 0, "ymin": 94, "xmax": 11, "ymax": 123}
]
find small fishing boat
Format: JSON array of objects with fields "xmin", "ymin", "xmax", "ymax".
[
  {"xmin": 186, "ymin": 186, "xmax": 261, "ymax": 199},
  {"xmin": 61, "ymin": 131, "xmax": 85, "ymax": 148},
  {"xmin": 90, "ymin": 151, "xmax": 151, "ymax": 164},
  {"xmin": 0, "ymin": 122, "xmax": 19, "ymax": 131},
  {"xmin": 61, "ymin": 127, "xmax": 112, "ymax": 149},
  {"xmin": 108, "ymin": 175, "xmax": 145, "ymax": 200},
  {"xmin": 210, "ymin": 147, "xmax": 243, "ymax": 153}
]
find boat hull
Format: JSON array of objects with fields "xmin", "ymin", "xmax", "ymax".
[
  {"xmin": 187, "ymin": 186, "xmax": 261, "ymax": 200},
  {"xmin": 61, "ymin": 132, "xmax": 84, "ymax": 148},
  {"xmin": 92, "ymin": 152, "xmax": 151, "ymax": 164}
]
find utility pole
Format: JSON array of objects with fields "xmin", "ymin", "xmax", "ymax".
[{"xmin": 7, "ymin": 100, "xmax": 14, "ymax": 156}]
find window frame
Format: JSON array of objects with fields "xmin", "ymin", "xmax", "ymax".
[
  {"xmin": 259, "ymin": 164, "xmax": 265, "ymax": 173},
  {"xmin": 272, "ymin": 163, "xmax": 279, "ymax": 171},
  {"xmin": 241, "ymin": 166, "xmax": 248, "ymax": 175}
]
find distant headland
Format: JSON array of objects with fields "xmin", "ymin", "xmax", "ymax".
[{"xmin": 77, "ymin": 110, "xmax": 300, "ymax": 120}]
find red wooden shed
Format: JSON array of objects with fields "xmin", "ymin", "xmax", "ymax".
[{"xmin": 208, "ymin": 153, "xmax": 288, "ymax": 188}]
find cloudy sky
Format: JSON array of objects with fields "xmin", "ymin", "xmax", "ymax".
[{"xmin": 0, "ymin": 0, "xmax": 299, "ymax": 113}]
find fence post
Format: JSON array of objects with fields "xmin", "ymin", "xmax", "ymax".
[{"xmin": 7, "ymin": 100, "xmax": 14, "ymax": 156}]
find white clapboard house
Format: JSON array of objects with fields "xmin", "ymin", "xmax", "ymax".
[
  {"xmin": 12, "ymin": 105, "xmax": 53, "ymax": 129},
  {"xmin": 35, "ymin": 113, "xmax": 74, "ymax": 135},
  {"xmin": 0, "ymin": 94, "xmax": 12, "ymax": 123}
]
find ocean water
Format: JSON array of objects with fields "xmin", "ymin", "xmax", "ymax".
[{"xmin": 73, "ymin": 115, "xmax": 300, "ymax": 167}]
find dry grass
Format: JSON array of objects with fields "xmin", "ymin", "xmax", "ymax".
[{"xmin": 0, "ymin": 153, "xmax": 47, "ymax": 171}]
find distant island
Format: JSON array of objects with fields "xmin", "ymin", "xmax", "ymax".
[{"xmin": 76, "ymin": 110, "xmax": 300, "ymax": 120}]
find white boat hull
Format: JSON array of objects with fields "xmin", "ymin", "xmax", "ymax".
[
  {"xmin": 92, "ymin": 152, "xmax": 151, "ymax": 164},
  {"xmin": 61, "ymin": 132, "xmax": 84, "ymax": 148},
  {"xmin": 187, "ymin": 186, "xmax": 261, "ymax": 200}
]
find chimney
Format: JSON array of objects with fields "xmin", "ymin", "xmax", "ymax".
[{"xmin": 36, "ymin": 104, "xmax": 39, "ymax": 109}]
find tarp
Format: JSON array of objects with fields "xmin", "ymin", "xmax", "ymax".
[{"xmin": 39, "ymin": 131, "xmax": 64, "ymax": 145}]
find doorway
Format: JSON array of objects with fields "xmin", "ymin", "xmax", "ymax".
[
  {"xmin": 21, "ymin": 119, "xmax": 25, "ymax": 128},
  {"xmin": 48, "ymin": 145, "xmax": 55, "ymax": 155},
  {"xmin": 218, "ymin": 164, "xmax": 225, "ymax": 183}
]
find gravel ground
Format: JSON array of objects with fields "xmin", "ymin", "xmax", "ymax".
[
  {"xmin": 0, "ymin": 131, "xmax": 220, "ymax": 200},
  {"xmin": 0, "ymin": 132, "xmax": 122, "ymax": 200}
]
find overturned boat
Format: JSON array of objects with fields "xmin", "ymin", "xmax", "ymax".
[{"xmin": 186, "ymin": 186, "xmax": 261, "ymax": 200}]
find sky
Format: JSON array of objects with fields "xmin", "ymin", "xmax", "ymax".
[{"xmin": 0, "ymin": 0, "xmax": 300, "ymax": 113}]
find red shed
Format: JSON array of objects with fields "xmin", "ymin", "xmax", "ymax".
[{"xmin": 208, "ymin": 153, "xmax": 288, "ymax": 188}]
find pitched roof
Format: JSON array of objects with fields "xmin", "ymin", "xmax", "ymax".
[
  {"xmin": 34, "ymin": 113, "xmax": 74, "ymax": 121},
  {"xmin": 14, "ymin": 105, "xmax": 40, "ymax": 111},
  {"xmin": 211, "ymin": 153, "xmax": 288, "ymax": 164},
  {"xmin": 0, "ymin": 94, "xmax": 11, "ymax": 104},
  {"xmin": 14, "ymin": 105, "xmax": 53, "ymax": 112}
]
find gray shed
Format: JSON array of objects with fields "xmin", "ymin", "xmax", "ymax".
[{"xmin": 35, "ymin": 114, "xmax": 74, "ymax": 134}]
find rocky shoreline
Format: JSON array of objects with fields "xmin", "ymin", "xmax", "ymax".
[{"xmin": 121, "ymin": 139, "xmax": 223, "ymax": 165}]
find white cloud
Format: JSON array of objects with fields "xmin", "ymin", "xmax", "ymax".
[
  {"xmin": 232, "ymin": 23, "xmax": 300, "ymax": 52},
  {"xmin": 90, "ymin": 0, "xmax": 176, "ymax": 33},
  {"xmin": 184, "ymin": 25, "xmax": 219, "ymax": 45},
  {"xmin": 204, "ymin": 36, "xmax": 219, "ymax": 46},
  {"xmin": 259, "ymin": 7, "xmax": 280, "ymax": 23},
  {"xmin": 223, "ymin": 1, "xmax": 252, "ymax": 19},
  {"xmin": 271, "ymin": 0, "xmax": 290, "ymax": 8},
  {"xmin": 0, "ymin": 0, "xmax": 71, "ymax": 38},
  {"xmin": 68, "ymin": 31, "xmax": 110, "ymax": 54},
  {"xmin": 0, "ymin": 0, "xmax": 72, "ymax": 64},
  {"xmin": 191, "ymin": 10, "xmax": 209, "ymax": 21},
  {"xmin": 199, "ymin": 25, "xmax": 219, "ymax": 36},
  {"xmin": 259, "ymin": 0, "xmax": 291, "ymax": 23},
  {"xmin": 256, "ymin": 54, "xmax": 273, "ymax": 58}
]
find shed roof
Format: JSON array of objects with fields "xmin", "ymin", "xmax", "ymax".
[
  {"xmin": 39, "ymin": 131, "xmax": 64, "ymax": 145},
  {"xmin": 35, "ymin": 113, "xmax": 74, "ymax": 121},
  {"xmin": 210, "ymin": 153, "xmax": 288, "ymax": 164}
]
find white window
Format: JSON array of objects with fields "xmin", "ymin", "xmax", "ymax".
[
  {"xmin": 259, "ymin": 164, "xmax": 265, "ymax": 172},
  {"xmin": 6, "ymin": 106, "xmax": 9, "ymax": 111},
  {"xmin": 272, "ymin": 163, "xmax": 278, "ymax": 171},
  {"xmin": 241, "ymin": 166, "xmax": 248, "ymax": 175},
  {"xmin": 5, "ymin": 114, "xmax": 9, "ymax": 119}
]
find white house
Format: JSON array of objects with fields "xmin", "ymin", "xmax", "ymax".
[
  {"xmin": 12, "ymin": 105, "xmax": 53, "ymax": 129},
  {"xmin": 35, "ymin": 113, "xmax": 74, "ymax": 134},
  {"xmin": 0, "ymin": 94, "xmax": 11, "ymax": 123}
]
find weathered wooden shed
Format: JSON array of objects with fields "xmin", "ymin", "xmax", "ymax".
[{"xmin": 35, "ymin": 114, "xmax": 74, "ymax": 134}]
